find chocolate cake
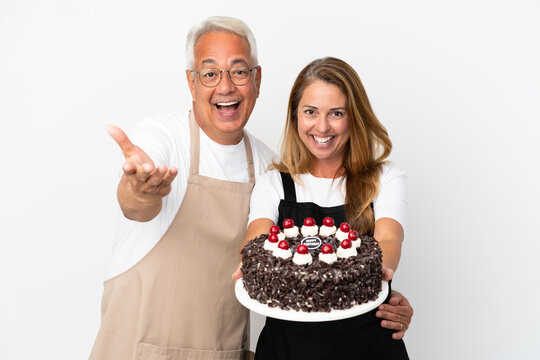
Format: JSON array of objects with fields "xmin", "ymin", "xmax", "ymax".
[{"xmin": 241, "ymin": 217, "xmax": 383, "ymax": 313}]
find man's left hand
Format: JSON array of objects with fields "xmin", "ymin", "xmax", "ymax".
[{"xmin": 376, "ymin": 290, "xmax": 413, "ymax": 340}]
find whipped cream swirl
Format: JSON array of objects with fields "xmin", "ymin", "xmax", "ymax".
[
  {"xmin": 292, "ymin": 252, "xmax": 313, "ymax": 265},
  {"xmin": 301, "ymin": 225, "xmax": 318, "ymax": 236},
  {"xmin": 337, "ymin": 246, "xmax": 357, "ymax": 258},
  {"xmin": 335, "ymin": 229, "xmax": 349, "ymax": 241},
  {"xmin": 284, "ymin": 226, "xmax": 299, "ymax": 238},
  {"xmin": 318, "ymin": 252, "xmax": 338, "ymax": 265},
  {"xmin": 263, "ymin": 240, "xmax": 278, "ymax": 251},
  {"xmin": 319, "ymin": 225, "xmax": 337, "ymax": 236},
  {"xmin": 273, "ymin": 247, "xmax": 292, "ymax": 259}
]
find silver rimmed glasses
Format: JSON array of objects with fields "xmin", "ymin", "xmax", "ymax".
[{"xmin": 190, "ymin": 66, "xmax": 258, "ymax": 87}]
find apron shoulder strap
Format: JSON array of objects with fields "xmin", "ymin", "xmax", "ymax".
[
  {"xmin": 280, "ymin": 172, "xmax": 297, "ymax": 202},
  {"xmin": 188, "ymin": 111, "xmax": 200, "ymax": 176},
  {"xmin": 243, "ymin": 133, "xmax": 255, "ymax": 184}
]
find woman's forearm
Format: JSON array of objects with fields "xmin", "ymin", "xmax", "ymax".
[
  {"xmin": 373, "ymin": 217, "xmax": 404, "ymax": 272},
  {"xmin": 241, "ymin": 218, "xmax": 275, "ymax": 252}
]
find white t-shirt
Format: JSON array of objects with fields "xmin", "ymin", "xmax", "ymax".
[
  {"xmin": 106, "ymin": 111, "xmax": 276, "ymax": 280},
  {"xmin": 248, "ymin": 165, "xmax": 407, "ymax": 231}
]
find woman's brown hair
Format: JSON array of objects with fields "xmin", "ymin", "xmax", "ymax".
[{"xmin": 272, "ymin": 57, "xmax": 392, "ymax": 234}]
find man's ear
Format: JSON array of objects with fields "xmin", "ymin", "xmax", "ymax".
[
  {"xmin": 255, "ymin": 66, "xmax": 262, "ymax": 98},
  {"xmin": 186, "ymin": 70, "xmax": 196, "ymax": 99}
]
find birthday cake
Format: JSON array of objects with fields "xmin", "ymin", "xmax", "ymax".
[{"xmin": 240, "ymin": 217, "xmax": 383, "ymax": 312}]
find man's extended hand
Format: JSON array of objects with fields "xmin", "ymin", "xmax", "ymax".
[
  {"xmin": 107, "ymin": 125, "xmax": 178, "ymax": 221},
  {"xmin": 376, "ymin": 290, "xmax": 413, "ymax": 340}
]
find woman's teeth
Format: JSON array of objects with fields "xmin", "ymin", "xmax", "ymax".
[{"xmin": 313, "ymin": 135, "xmax": 334, "ymax": 144}]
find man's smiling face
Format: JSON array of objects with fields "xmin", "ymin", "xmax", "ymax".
[{"xmin": 187, "ymin": 31, "xmax": 261, "ymax": 145}]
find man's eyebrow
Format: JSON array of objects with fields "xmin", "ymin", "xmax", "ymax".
[
  {"xmin": 201, "ymin": 59, "xmax": 217, "ymax": 66},
  {"xmin": 199, "ymin": 58, "xmax": 250, "ymax": 68},
  {"xmin": 230, "ymin": 58, "xmax": 249, "ymax": 66}
]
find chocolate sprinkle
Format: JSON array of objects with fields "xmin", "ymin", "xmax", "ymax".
[{"xmin": 241, "ymin": 233, "xmax": 382, "ymax": 312}]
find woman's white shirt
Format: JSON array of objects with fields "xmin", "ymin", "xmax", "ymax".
[{"xmin": 248, "ymin": 165, "xmax": 407, "ymax": 232}]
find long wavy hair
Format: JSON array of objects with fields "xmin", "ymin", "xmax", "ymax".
[{"xmin": 272, "ymin": 57, "xmax": 392, "ymax": 234}]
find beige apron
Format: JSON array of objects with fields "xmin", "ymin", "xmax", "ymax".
[{"xmin": 90, "ymin": 112, "xmax": 255, "ymax": 360}]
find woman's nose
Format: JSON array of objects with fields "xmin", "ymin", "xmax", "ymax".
[{"xmin": 314, "ymin": 117, "xmax": 330, "ymax": 133}]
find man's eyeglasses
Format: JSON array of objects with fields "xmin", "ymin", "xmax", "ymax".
[{"xmin": 190, "ymin": 66, "xmax": 258, "ymax": 87}]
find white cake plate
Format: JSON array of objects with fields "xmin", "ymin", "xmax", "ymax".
[{"xmin": 235, "ymin": 279, "xmax": 388, "ymax": 322}]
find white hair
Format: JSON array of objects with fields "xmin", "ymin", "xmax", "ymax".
[{"xmin": 185, "ymin": 16, "xmax": 258, "ymax": 69}]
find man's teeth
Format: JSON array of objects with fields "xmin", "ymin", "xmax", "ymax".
[
  {"xmin": 217, "ymin": 101, "xmax": 239, "ymax": 106},
  {"xmin": 313, "ymin": 135, "xmax": 334, "ymax": 144}
]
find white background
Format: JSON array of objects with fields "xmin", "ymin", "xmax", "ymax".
[{"xmin": 1, "ymin": 0, "xmax": 539, "ymax": 359}]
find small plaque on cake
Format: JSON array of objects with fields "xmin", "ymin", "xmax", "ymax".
[{"xmin": 301, "ymin": 236, "xmax": 323, "ymax": 252}]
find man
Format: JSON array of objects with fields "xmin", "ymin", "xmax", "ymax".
[{"xmin": 91, "ymin": 16, "xmax": 412, "ymax": 360}]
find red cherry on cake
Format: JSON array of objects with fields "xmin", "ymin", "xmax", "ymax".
[
  {"xmin": 278, "ymin": 240, "xmax": 289, "ymax": 250},
  {"xmin": 296, "ymin": 244, "xmax": 309, "ymax": 255},
  {"xmin": 321, "ymin": 244, "xmax": 334, "ymax": 254},
  {"xmin": 340, "ymin": 222, "xmax": 351, "ymax": 233},
  {"xmin": 270, "ymin": 225, "xmax": 280, "ymax": 235},
  {"xmin": 323, "ymin": 217, "xmax": 334, "ymax": 227},
  {"xmin": 348, "ymin": 230, "xmax": 358, "ymax": 240},
  {"xmin": 341, "ymin": 239, "xmax": 352, "ymax": 249},
  {"xmin": 303, "ymin": 217, "xmax": 316, "ymax": 226},
  {"xmin": 283, "ymin": 219, "xmax": 294, "ymax": 229},
  {"xmin": 268, "ymin": 234, "xmax": 279, "ymax": 243}
]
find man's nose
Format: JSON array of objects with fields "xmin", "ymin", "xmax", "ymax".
[{"xmin": 216, "ymin": 70, "xmax": 235, "ymax": 94}]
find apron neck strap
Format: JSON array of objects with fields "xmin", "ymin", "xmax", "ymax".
[
  {"xmin": 189, "ymin": 111, "xmax": 255, "ymax": 183},
  {"xmin": 280, "ymin": 172, "xmax": 297, "ymax": 202}
]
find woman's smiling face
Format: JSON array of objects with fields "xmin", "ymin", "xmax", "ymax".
[{"xmin": 297, "ymin": 80, "xmax": 350, "ymax": 174}]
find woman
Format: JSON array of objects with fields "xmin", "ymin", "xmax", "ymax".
[{"xmin": 238, "ymin": 57, "xmax": 409, "ymax": 359}]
